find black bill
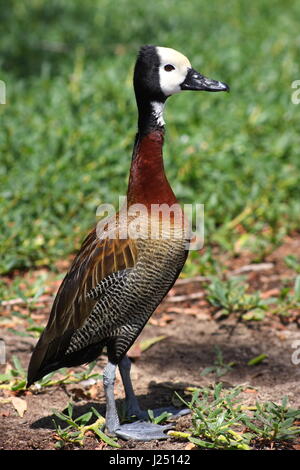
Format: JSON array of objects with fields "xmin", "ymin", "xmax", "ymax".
[{"xmin": 181, "ymin": 68, "xmax": 229, "ymax": 92}]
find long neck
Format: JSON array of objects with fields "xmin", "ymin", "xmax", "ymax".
[
  {"xmin": 136, "ymin": 99, "xmax": 165, "ymax": 135},
  {"xmin": 127, "ymin": 99, "xmax": 177, "ymax": 208}
]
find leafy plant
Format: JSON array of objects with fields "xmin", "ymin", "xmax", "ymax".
[
  {"xmin": 5, "ymin": 310, "xmax": 44, "ymax": 339},
  {"xmin": 0, "ymin": 355, "xmax": 27, "ymax": 392},
  {"xmin": 201, "ymin": 346, "xmax": 236, "ymax": 379},
  {"xmin": 270, "ymin": 275, "xmax": 300, "ymax": 317},
  {"xmin": 171, "ymin": 384, "xmax": 300, "ymax": 450},
  {"xmin": 284, "ymin": 255, "xmax": 300, "ymax": 274},
  {"xmin": 243, "ymin": 397, "xmax": 300, "ymax": 442},
  {"xmin": 0, "ymin": 357, "xmax": 102, "ymax": 391},
  {"xmin": 173, "ymin": 384, "xmax": 252, "ymax": 450},
  {"xmin": 36, "ymin": 360, "xmax": 103, "ymax": 388},
  {"xmin": 205, "ymin": 274, "xmax": 300, "ymax": 320},
  {"xmin": 206, "ymin": 277, "xmax": 270, "ymax": 319},
  {"xmin": 147, "ymin": 409, "xmax": 173, "ymax": 425},
  {"xmin": 53, "ymin": 402, "xmax": 120, "ymax": 448},
  {"xmin": 0, "ymin": 272, "xmax": 49, "ymax": 304}
]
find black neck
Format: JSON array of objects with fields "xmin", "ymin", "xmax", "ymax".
[{"xmin": 135, "ymin": 96, "xmax": 166, "ymax": 136}]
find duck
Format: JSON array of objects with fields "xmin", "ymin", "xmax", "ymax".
[{"xmin": 27, "ymin": 45, "xmax": 229, "ymax": 441}]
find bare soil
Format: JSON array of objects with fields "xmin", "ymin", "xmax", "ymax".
[{"xmin": 1, "ymin": 236, "xmax": 300, "ymax": 451}]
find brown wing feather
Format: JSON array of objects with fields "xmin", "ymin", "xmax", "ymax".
[{"xmin": 27, "ymin": 221, "xmax": 137, "ymax": 385}]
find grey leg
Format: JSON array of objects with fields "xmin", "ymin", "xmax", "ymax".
[
  {"xmin": 103, "ymin": 356, "xmax": 189, "ymax": 441},
  {"xmin": 103, "ymin": 361, "xmax": 120, "ymax": 434},
  {"xmin": 118, "ymin": 355, "xmax": 142, "ymax": 417},
  {"xmin": 103, "ymin": 358, "xmax": 172, "ymax": 441},
  {"xmin": 119, "ymin": 355, "xmax": 189, "ymax": 420}
]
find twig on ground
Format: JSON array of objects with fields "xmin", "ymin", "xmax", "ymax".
[
  {"xmin": 1, "ymin": 296, "xmax": 53, "ymax": 307},
  {"xmin": 229, "ymin": 263, "xmax": 274, "ymax": 275},
  {"xmin": 166, "ymin": 292, "xmax": 205, "ymax": 303}
]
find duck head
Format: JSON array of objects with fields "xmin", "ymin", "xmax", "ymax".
[
  {"xmin": 134, "ymin": 45, "xmax": 229, "ymax": 100},
  {"xmin": 134, "ymin": 45, "xmax": 229, "ymax": 132}
]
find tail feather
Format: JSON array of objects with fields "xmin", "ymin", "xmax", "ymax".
[
  {"xmin": 27, "ymin": 328, "xmax": 74, "ymax": 386},
  {"xmin": 27, "ymin": 332, "xmax": 104, "ymax": 387}
]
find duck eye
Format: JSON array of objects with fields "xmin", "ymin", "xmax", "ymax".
[{"xmin": 164, "ymin": 64, "xmax": 175, "ymax": 72}]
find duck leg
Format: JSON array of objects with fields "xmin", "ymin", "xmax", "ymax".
[
  {"xmin": 103, "ymin": 359, "xmax": 173, "ymax": 441},
  {"xmin": 112, "ymin": 355, "xmax": 189, "ymax": 441},
  {"xmin": 118, "ymin": 355, "xmax": 141, "ymax": 417},
  {"xmin": 103, "ymin": 361, "xmax": 120, "ymax": 434}
]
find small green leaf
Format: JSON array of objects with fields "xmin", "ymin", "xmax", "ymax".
[
  {"xmin": 242, "ymin": 309, "xmax": 265, "ymax": 321},
  {"xmin": 140, "ymin": 335, "xmax": 166, "ymax": 352},
  {"xmin": 92, "ymin": 428, "xmax": 121, "ymax": 448},
  {"xmin": 75, "ymin": 411, "xmax": 93, "ymax": 425},
  {"xmin": 11, "ymin": 380, "xmax": 26, "ymax": 391},
  {"xmin": 294, "ymin": 275, "xmax": 300, "ymax": 301},
  {"xmin": 247, "ymin": 354, "xmax": 268, "ymax": 366}
]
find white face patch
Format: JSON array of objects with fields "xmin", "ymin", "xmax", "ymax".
[{"xmin": 156, "ymin": 47, "xmax": 192, "ymax": 97}]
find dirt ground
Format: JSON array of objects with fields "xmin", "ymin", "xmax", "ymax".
[{"xmin": 1, "ymin": 236, "xmax": 300, "ymax": 450}]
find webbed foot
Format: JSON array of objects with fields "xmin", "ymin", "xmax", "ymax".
[{"xmin": 115, "ymin": 420, "xmax": 173, "ymax": 441}]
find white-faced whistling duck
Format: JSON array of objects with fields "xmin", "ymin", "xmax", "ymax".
[{"xmin": 27, "ymin": 46, "xmax": 229, "ymax": 441}]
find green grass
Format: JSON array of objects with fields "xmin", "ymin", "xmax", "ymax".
[
  {"xmin": 285, "ymin": 255, "xmax": 300, "ymax": 274},
  {"xmin": 52, "ymin": 402, "xmax": 120, "ymax": 448},
  {"xmin": 205, "ymin": 274, "xmax": 300, "ymax": 319},
  {"xmin": 206, "ymin": 276, "xmax": 270, "ymax": 319},
  {"xmin": 0, "ymin": 355, "xmax": 102, "ymax": 392},
  {"xmin": 51, "ymin": 385, "xmax": 300, "ymax": 449},
  {"xmin": 172, "ymin": 383, "xmax": 300, "ymax": 450},
  {"xmin": 45, "ymin": 382, "xmax": 300, "ymax": 449},
  {"xmin": 201, "ymin": 346, "xmax": 236, "ymax": 379},
  {"xmin": 1, "ymin": 0, "xmax": 300, "ymax": 273}
]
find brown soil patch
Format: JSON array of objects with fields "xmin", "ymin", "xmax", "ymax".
[{"xmin": 1, "ymin": 236, "xmax": 300, "ymax": 450}]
